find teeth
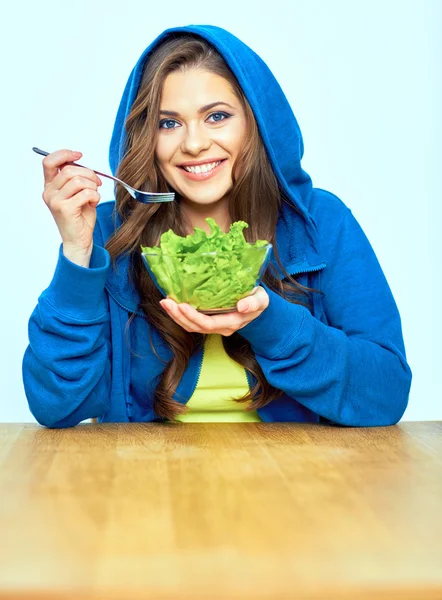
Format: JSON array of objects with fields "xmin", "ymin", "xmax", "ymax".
[{"xmin": 183, "ymin": 161, "xmax": 221, "ymax": 174}]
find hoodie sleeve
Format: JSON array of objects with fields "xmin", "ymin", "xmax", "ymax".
[
  {"xmin": 238, "ymin": 207, "xmax": 412, "ymax": 426},
  {"xmin": 22, "ymin": 241, "xmax": 113, "ymax": 429}
]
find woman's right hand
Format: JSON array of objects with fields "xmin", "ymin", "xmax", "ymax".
[{"xmin": 42, "ymin": 149, "xmax": 102, "ymax": 266}]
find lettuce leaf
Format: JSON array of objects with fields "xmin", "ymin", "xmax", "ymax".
[{"xmin": 141, "ymin": 218, "xmax": 270, "ymax": 309}]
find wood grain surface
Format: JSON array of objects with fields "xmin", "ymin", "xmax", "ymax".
[{"xmin": 1, "ymin": 421, "xmax": 441, "ymax": 599}]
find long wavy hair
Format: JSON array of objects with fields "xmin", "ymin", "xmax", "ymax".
[{"xmin": 105, "ymin": 33, "xmax": 315, "ymax": 421}]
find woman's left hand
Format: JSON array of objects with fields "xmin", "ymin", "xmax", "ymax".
[{"xmin": 159, "ymin": 286, "xmax": 269, "ymax": 336}]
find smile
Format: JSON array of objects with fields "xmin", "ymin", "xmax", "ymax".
[
  {"xmin": 183, "ymin": 160, "xmax": 221, "ymax": 174},
  {"xmin": 178, "ymin": 159, "xmax": 227, "ymax": 181}
]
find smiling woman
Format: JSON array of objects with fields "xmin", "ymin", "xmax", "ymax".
[
  {"xmin": 22, "ymin": 25, "xmax": 412, "ymax": 428},
  {"xmin": 104, "ymin": 33, "xmax": 289, "ymax": 421}
]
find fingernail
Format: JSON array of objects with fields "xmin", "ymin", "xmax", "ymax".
[
  {"xmin": 240, "ymin": 301, "xmax": 250, "ymax": 312},
  {"xmin": 72, "ymin": 151, "xmax": 82, "ymax": 156}
]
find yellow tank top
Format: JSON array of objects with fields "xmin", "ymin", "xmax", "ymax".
[{"xmin": 175, "ymin": 333, "xmax": 262, "ymax": 422}]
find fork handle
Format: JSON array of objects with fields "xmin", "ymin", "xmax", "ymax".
[{"xmin": 32, "ymin": 147, "xmax": 114, "ymax": 182}]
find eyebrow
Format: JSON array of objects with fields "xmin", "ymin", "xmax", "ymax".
[{"xmin": 159, "ymin": 101, "xmax": 236, "ymax": 117}]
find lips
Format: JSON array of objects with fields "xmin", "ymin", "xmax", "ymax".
[
  {"xmin": 177, "ymin": 159, "xmax": 227, "ymax": 181},
  {"xmin": 179, "ymin": 158, "xmax": 227, "ymax": 168}
]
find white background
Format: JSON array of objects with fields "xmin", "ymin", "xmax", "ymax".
[{"xmin": 1, "ymin": 0, "xmax": 440, "ymax": 422}]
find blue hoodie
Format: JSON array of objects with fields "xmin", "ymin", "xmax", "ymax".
[{"xmin": 23, "ymin": 25, "xmax": 411, "ymax": 428}]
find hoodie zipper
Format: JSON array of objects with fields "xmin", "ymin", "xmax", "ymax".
[
  {"xmin": 245, "ymin": 368, "xmax": 252, "ymax": 391},
  {"xmin": 106, "ymin": 286, "xmax": 146, "ymax": 318},
  {"xmin": 245, "ymin": 368, "xmax": 257, "ymax": 408},
  {"xmin": 288, "ymin": 263, "xmax": 326, "ymax": 277},
  {"xmin": 194, "ymin": 343, "xmax": 205, "ymax": 393}
]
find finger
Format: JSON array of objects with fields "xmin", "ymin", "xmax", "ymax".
[
  {"xmin": 179, "ymin": 303, "xmax": 245, "ymax": 333},
  {"xmin": 54, "ymin": 165, "xmax": 101, "ymax": 191},
  {"xmin": 72, "ymin": 188, "xmax": 101, "ymax": 209},
  {"xmin": 161, "ymin": 300, "xmax": 200, "ymax": 332},
  {"xmin": 237, "ymin": 286, "xmax": 269, "ymax": 313},
  {"xmin": 50, "ymin": 188, "xmax": 101, "ymax": 214},
  {"xmin": 58, "ymin": 176, "xmax": 100, "ymax": 201},
  {"xmin": 168, "ymin": 301, "xmax": 258, "ymax": 336},
  {"xmin": 176, "ymin": 305, "xmax": 204, "ymax": 331},
  {"xmin": 42, "ymin": 149, "xmax": 83, "ymax": 185},
  {"xmin": 177, "ymin": 303, "xmax": 218, "ymax": 331}
]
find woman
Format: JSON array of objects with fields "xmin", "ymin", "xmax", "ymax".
[{"xmin": 23, "ymin": 25, "xmax": 412, "ymax": 428}]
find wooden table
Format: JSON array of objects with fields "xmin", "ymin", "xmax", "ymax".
[{"xmin": 1, "ymin": 422, "xmax": 441, "ymax": 599}]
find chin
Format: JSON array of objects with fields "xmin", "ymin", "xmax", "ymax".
[
  {"xmin": 173, "ymin": 186, "xmax": 229, "ymax": 205},
  {"xmin": 187, "ymin": 193, "xmax": 227, "ymax": 204}
]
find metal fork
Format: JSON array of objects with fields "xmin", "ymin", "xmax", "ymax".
[{"xmin": 32, "ymin": 147, "xmax": 175, "ymax": 204}]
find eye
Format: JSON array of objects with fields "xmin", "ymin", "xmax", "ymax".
[
  {"xmin": 159, "ymin": 119, "xmax": 180, "ymax": 130},
  {"xmin": 207, "ymin": 111, "xmax": 231, "ymax": 123}
]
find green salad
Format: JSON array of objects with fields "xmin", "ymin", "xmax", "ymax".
[{"xmin": 141, "ymin": 218, "xmax": 270, "ymax": 309}]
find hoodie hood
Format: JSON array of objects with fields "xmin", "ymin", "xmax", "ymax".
[
  {"xmin": 110, "ymin": 25, "xmax": 316, "ymax": 221},
  {"xmin": 105, "ymin": 25, "xmax": 325, "ymax": 312}
]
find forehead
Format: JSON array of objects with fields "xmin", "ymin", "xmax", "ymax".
[{"xmin": 160, "ymin": 68, "xmax": 238, "ymax": 107}]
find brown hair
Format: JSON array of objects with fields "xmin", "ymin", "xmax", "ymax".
[{"xmin": 105, "ymin": 34, "xmax": 315, "ymax": 421}]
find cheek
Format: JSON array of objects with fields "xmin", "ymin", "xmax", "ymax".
[
  {"xmin": 234, "ymin": 119, "xmax": 248, "ymax": 153},
  {"xmin": 155, "ymin": 136, "xmax": 175, "ymax": 168},
  {"xmin": 233, "ymin": 131, "xmax": 247, "ymax": 157},
  {"xmin": 219, "ymin": 120, "xmax": 248, "ymax": 157}
]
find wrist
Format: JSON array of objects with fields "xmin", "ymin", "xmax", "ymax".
[
  {"xmin": 238, "ymin": 285, "xmax": 306, "ymax": 357},
  {"xmin": 40, "ymin": 244, "xmax": 111, "ymax": 319},
  {"xmin": 62, "ymin": 243, "xmax": 93, "ymax": 268}
]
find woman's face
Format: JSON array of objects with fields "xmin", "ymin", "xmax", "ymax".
[{"xmin": 155, "ymin": 68, "xmax": 248, "ymax": 210}]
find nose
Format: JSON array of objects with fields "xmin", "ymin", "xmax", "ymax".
[{"xmin": 180, "ymin": 122, "xmax": 211, "ymax": 156}]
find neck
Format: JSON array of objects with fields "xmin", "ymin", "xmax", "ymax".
[{"xmin": 180, "ymin": 198, "xmax": 231, "ymax": 234}]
